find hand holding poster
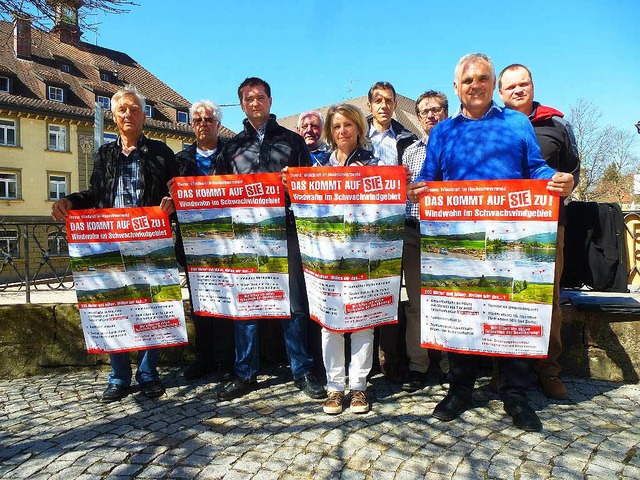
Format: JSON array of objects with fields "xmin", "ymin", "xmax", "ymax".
[
  {"xmin": 419, "ymin": 179, "xmax": 559, "ymax": 357},
  {"xmin": 288, "ymin": 166, "xmax": 406, "ymax": 332},
  {"xmin": 172, "ymin": 173, "xmax": 290, "ymax": 319},
  {"xmin": 66, "ymin": 207, "xmax": 187, "ymax": 354}
]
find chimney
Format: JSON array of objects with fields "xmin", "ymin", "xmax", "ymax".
[
  {"xmin": 13, "ymin": 15, "xmax": 32, "ymax": 59},
  {"xmin": 51, "ymin": 1, "xmax": 82, "ymax": 44}
]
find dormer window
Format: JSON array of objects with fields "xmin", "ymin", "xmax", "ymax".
[
  {"xmin": 61, "ymin": 64, "xmax": 71, "ymax": 74},
  {"xmin": 177, "ymin": 111, "xmax": 189, "ymax": 124},
  {"xmin": 100, "ymin": 71, "xmax": 111, "ymax": 82},
  {"xmin": 96, "ymin": 95, "xmax": 111, "ymax": 110},
  {"xmin": 145, "ymin": 105, "xmax": 153, "ymax": 118},
  {"xmin": 0, "ymin": 76, "xmax": 10, "ymax": 92},
  {"xmin": 48, "ymin": 85, "xmax": 64, "ymax": 103}
]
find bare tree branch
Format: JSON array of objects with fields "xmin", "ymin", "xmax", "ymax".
[{"xmin": 0, "ymin": 0, "xmax": 137, "ymax": 31}]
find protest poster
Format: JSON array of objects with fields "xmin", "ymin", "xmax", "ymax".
[
  {"xmin": 66, "ymin": 207, "xmax": 187, "ymax": 354},
  {"xmin": 288, "ymin": 166, "xmax": 406, "ymax": 332},
  {"xmin": 419, "ymin": 179, "xmax": 559, "ymax": 357},
  {"xmin": 172, "ymin": 173, "xmax": 290, "ymax": 319}
]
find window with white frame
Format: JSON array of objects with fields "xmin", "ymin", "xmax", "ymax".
[
  {"xmin": 48, "ymin": 231, "xmax": 68, "ymax": 256},
  {"xmin": 49, "ymin": 174, "xmax": 68, "ymax": 200},
  {"xmin": 0, "ymin": 76, "xmax": 9, "ymax": 92},
  {"xmin": 48, "ymin": 85, "xmax": 64, "ymax": 103},
  {"xmin": 96, "ymin": 95, "xmax": 110, "ymax": 110},
  {"xmin": 0, "ymin": 172, "xmax": 18, "ymax": 199},
  {"xmin": 0, "ymin": 229, "xmax": 19, "ymax": 257},
  {"xmin": 0, "ymin": 119, "xmax": 16, "ymax": 146},
  {"xmin": 145, "ymin": 105, "xmax": 153, "ymax": 118},
  {"xmin": 60, "ymin": 64, "xmax": 71, "ymax": 74},
  {"xmin": 100, "ymin": 71, "xmax": 111, "ymax": 82},
  {"xmin": 48, "ymin": 125, "xmax": 67, "ymax": 151},
  {"xmin": 177, "ymin": 111, "xmax": 189, "ymax": 124}
]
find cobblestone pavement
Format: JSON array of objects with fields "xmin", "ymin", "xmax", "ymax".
[{"xmin": 1, "ymin": 367, "xmax": 639, "ymax": 479}]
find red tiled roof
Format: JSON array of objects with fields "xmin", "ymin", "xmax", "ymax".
[
  {"xmin": 278, "ymin": 94, "xmax": 423, "ymax": 138},
  {"xmin": 0, "ymin": 20, "xmax": 234, "ymax": 138}
]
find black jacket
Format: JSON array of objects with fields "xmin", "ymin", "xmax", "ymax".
[
  {"xmin": 66, "ymin": 135, "xmax": 177, "ymax": 209},
  {"xmin": 214, "ymin": 115, "xmax": 311, "ymax": 174},
  {"xmin": 176, "ymin": 139, "xmax": 226, "ymax": 177},
  {"xmin": 367, "ymin": 117, "xmax": 418, "ymax": 165}
]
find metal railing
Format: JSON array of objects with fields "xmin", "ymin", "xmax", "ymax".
[{"xmin": 2, "ymin": 212, "xmax": 640, "ymax": 303}]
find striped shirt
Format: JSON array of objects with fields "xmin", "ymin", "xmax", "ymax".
[
  {"xmin": 401, "ymin": 136, "xmax": 428, "ymax": 220},
  {"xmin": 368, "ymin": 124, "xmax": 397, "ymax": 166},
  {"xmin": 113, "ymin": 138, "xmax": 142, "ymax": 208}
]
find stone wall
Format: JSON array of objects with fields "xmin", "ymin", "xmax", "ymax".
[{"xmin": 1, "ymin": 302, "xmax": 639, "ymax": 382}]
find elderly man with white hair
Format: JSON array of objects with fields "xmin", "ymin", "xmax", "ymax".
[
  {"xmin": 51, "ymin": 85, "xmax": 177, "ymax": 403},
  {"xmin": 175, "ymin": 99, "xmax": 234, "ymax": 382},
  {"xmin": 296, "ymin": 110, "xmax": 330, "ymax": 166}
]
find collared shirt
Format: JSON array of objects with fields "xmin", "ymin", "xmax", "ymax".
[
  {"xmin": 368, "ymin": 123, "xmax": 397, "ymax": 166},
  {"xmin": 401, "ymin": 136, "xmax": 428, "ymax": 220},
  {"xmin": 452, "ymin": 101, "xmax": 502, "ymax": 121},
  {"xmin": 195, "ymin": 146, "xmax": 217, "ymax": 176},
  {"xmin": 256, "ymin": 122, "xmax": 268, "ymax": 144},
  {"xmin": 310, "ymin": 142, "xmax": 331, "ymax": 166},
  {"xmin": 113, "ymin": 137, "xmax": 142, "ymax": 208}
]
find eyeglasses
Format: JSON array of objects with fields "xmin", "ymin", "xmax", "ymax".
[
  {"xmin": 192, "ymin": 117, "xmax": 216, "ymax": 124},
  {"xmin": 418, "ymin": 107, "xmax": 445, "ymax": 117}
]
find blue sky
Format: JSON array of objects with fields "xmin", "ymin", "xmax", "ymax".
[{"xmin": 90, "ymin": 0, "xmax": 639, "ymax": 142}]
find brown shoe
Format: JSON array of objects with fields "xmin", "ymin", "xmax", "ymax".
[
  {"xmin": 539, "ymin": 375, "xmax": 568, "ymax": 400},
  {"xmin": 323, "ymin": 391, "xmax": 344, "ymax": 414},
  {"xmin": 350, "ymin": 390, "xmax": 370, "ymax": 414}
]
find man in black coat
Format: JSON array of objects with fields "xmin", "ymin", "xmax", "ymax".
[{"xmin": 52, "ymin": 86, "xmax": 177, "ymax": 403}]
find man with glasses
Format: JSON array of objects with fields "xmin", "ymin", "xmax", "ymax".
[
  {"xmin": 366, "ymin": 81, "xmax": 418, "ymax": 383},
  {"xmin": 401, "ymin": 91, "xmax": 449, "ymax": 392},
  {"xmin": 175, "ymin": 100, "xmax": 234, "ymax": 382}
]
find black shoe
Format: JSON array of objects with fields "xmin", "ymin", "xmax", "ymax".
[
  {"xmin": 402, "ymin": 370, "xmax": 426, "ymax": 392},
  {"xmin": 101, "ymin": 383, "xmax": 129, "ymax": 403},
  {"xmin": 140, "ymin": 379, "xmax": 166, "ymax": 399},
  {"xmin": 383, "ymin": 363, "xmax": 407, "ymax": 384},
  {"xmin": 217, "ymin": 377, "xmax": 257, "ymax": 401},
  {"xmin": 294, "ymin": 373, "xmax": 327, "ymax": 399},
  {"xmin": 183, "ymin": 360, "xmax": 214, "ymax": 380},
  {"xmin": 432, "ymin": 391, "xmax": 471, "ymax": 422},
  {"xmin": 504, "ymin": 400, "xmax": 542, "ymax": 432}
]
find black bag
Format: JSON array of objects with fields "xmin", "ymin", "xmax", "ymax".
[{"xmin": 561, "ymin": 201, "xmax": 628, "ymax": 292}]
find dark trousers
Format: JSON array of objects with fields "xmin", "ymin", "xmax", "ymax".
[
  {"xmin": 192, "ymin": 314, "xmax": 235, "ymax": 368},
  {"xmin": 449, "ymin": 352, "xmax": 530, "ymax": 403}
]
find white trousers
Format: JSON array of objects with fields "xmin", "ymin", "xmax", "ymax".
[{"xmin": 322, "ymin": 328, "xmax": 374, "ymax": 392}]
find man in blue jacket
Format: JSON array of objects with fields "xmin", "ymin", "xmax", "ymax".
[{"xmin": 407, "ymin": 53, "xmax": 574, "ymax": 431}]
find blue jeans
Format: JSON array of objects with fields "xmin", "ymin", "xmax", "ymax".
[
  {"xmin": 234, "ymin": 314, "xmax": 314, "ymax": 380},
  {"xmin": 108, "ymin": 349, "xmax": 160, "ymax": 386}
]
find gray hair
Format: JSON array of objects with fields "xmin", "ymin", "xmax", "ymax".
[
  {"xmin": 111, "ymin": 85, "xmax": 146, "ymax": 114},
  {"xmin": 189, "ymin": 99, "xmax": 223, "ymax": 123},
  {"xmin": 297, "ymin": 110, "xmax": 324, "ymax": 130},
  {"xmin": 454, "ymin": 53, "xmax": 496, "ymax": 83}
]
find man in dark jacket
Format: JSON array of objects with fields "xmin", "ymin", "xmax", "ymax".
[
  {"xmin": 175, "ymin": 100, "xmax": 234, "ymax": 381},
  {"xmin": 499, "ymin": 63, "xmax": 580, "ymax": 400},
  {"xmin": 366, "ymin": 81, "xmax": 418, "ymax": 383},
  {"xmin": 214, "ymin": 77, "xmax": 325, "ymax": 401},
  {"xmin": 52, "ymin": 86, "xmax": 177, "ymax": 403}
]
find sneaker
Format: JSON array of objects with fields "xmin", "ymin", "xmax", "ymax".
[
  {"xmin": 539, "ymin": 375, "xmax": 568, "ymax": 400},
  {"xmin": 323, "ymin": 391, "xmax": 345, "ymax": 414},
  {"xmin": 350, "ymin": 390, "xmax": 370, "ymax": 414}
]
